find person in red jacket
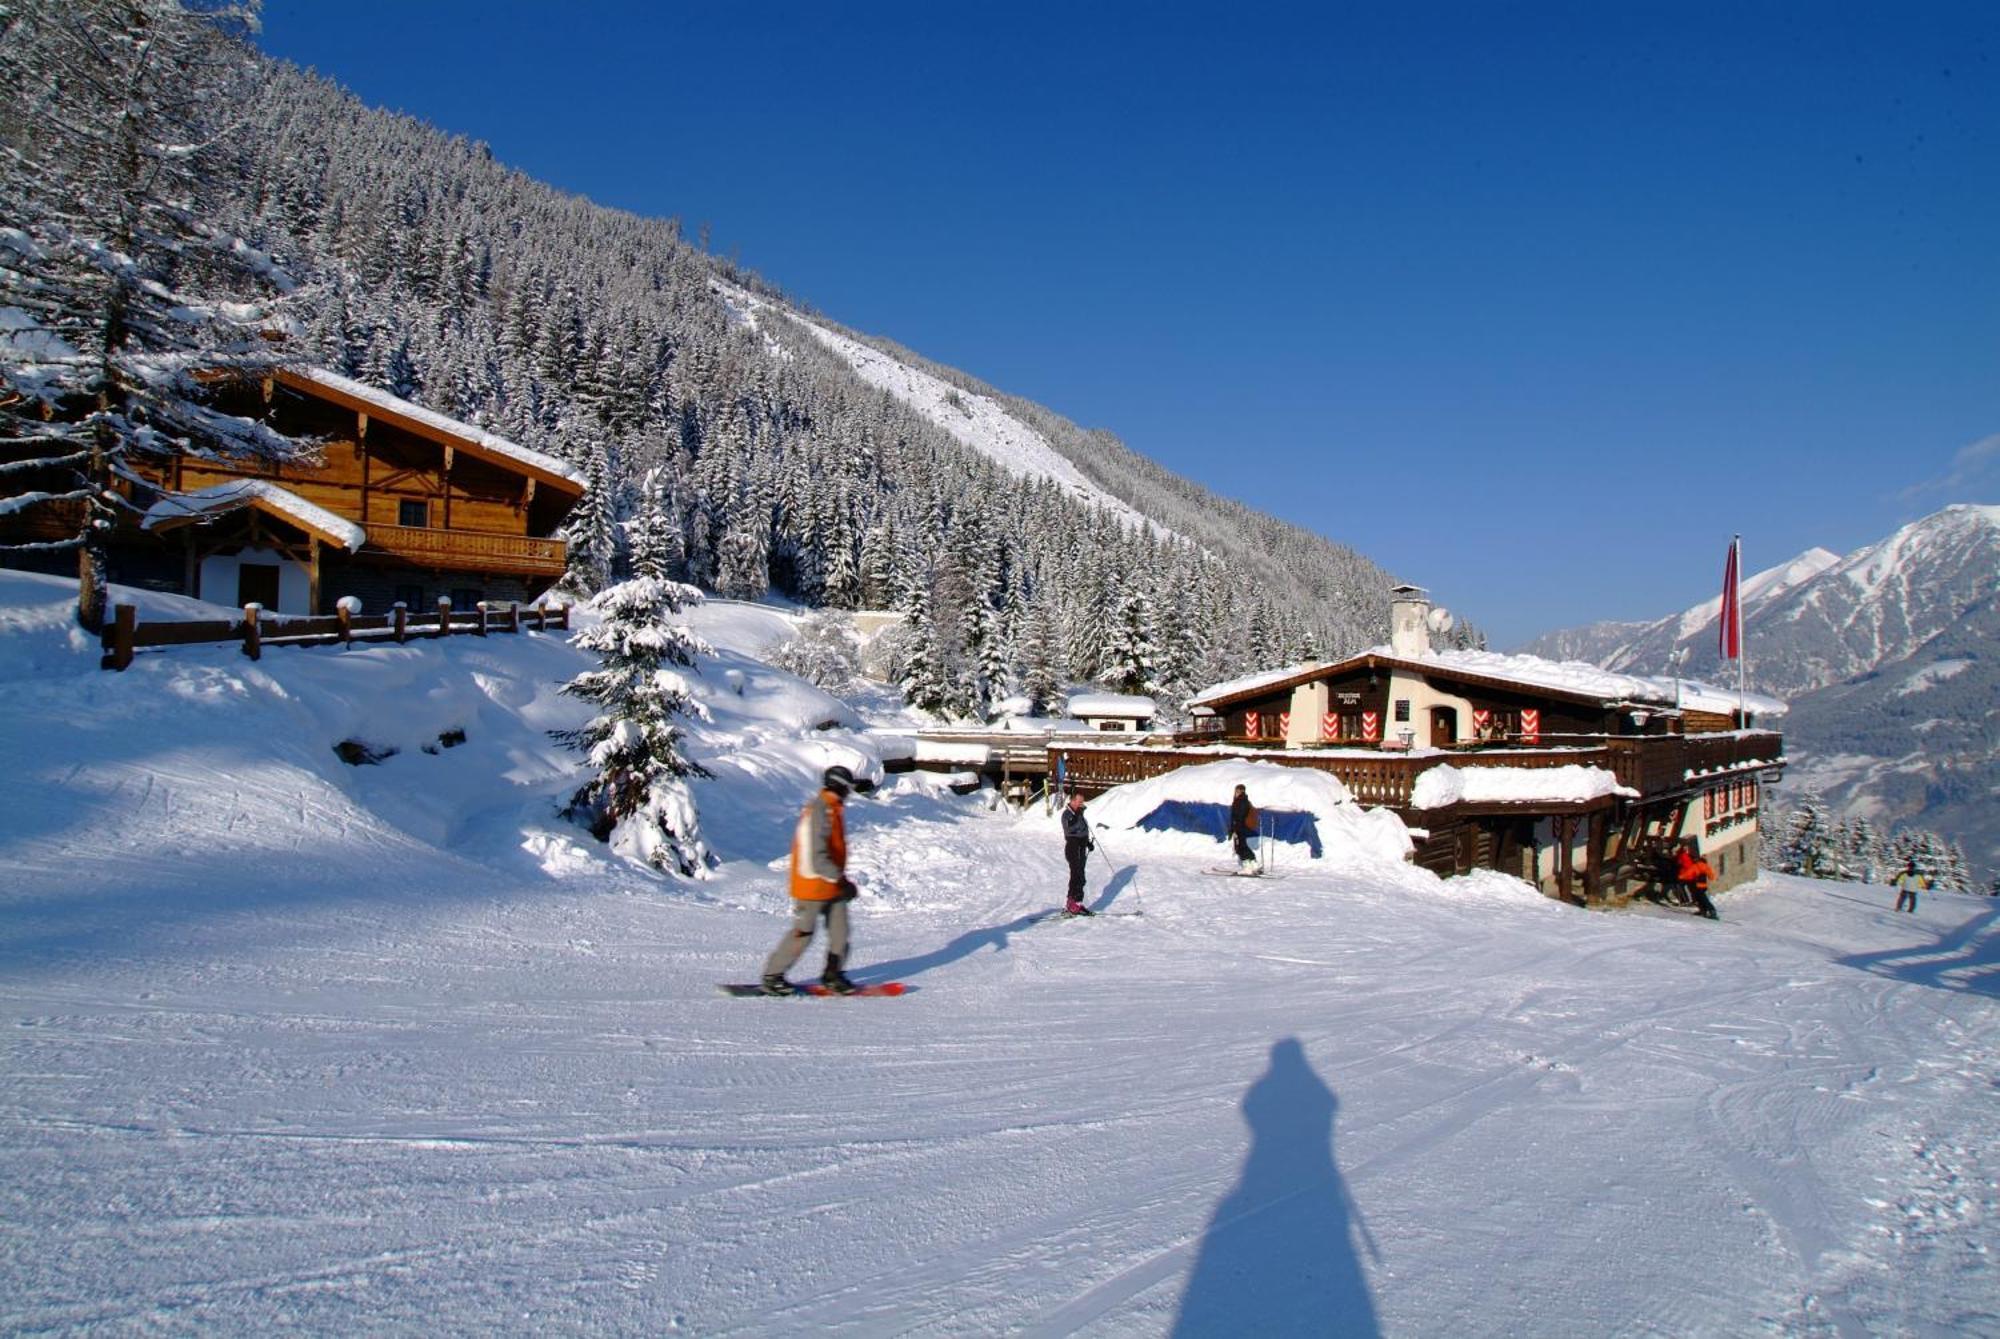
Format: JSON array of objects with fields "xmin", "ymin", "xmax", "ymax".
[
  {"xmin": 1675, "ymin": 843, "xmax": 1718, "ymax": 920},
  {"xmin": 761, "ymin": 765, "xmax": 860, "ymax": 995}
]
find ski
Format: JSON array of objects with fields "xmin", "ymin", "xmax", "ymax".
[
  {"xmin": 717, "ymin": 981, "xmax": 908, "ymax": 998},
  {"xmin": 1202, "ymin": 866, "xmax": 1276, "ymax": 879}
]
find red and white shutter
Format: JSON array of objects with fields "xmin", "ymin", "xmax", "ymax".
[
  {"xmin": 1361, "ymin": 710, "xmax": 1380, "ymax": 742},
  {"xmin": 1520, "ymin": 708, "xmax": 1540, "ymax": 743},
  {"xmin": 1243, "ymin": 710, "xmax": 1260, "ymax": 737},
  {"xmin": 1473, "ymin": 708, "xmax": 1492, "ymax": 737},
  {"xmin": 1321, "ymin": 712, "xmax": 1340, "ymax": 741},
  {"xmin": 1278, "ymin": 711, "xmax": 1291, "ymax": 737}
]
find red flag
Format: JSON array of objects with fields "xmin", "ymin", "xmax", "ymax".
[{"xmin": 1718, "ymin": 537, "xmax": 1741, "ymax": 661}]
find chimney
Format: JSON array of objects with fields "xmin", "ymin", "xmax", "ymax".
[{"xmin": 1389, "ymin": 584, "xmax": 1431, "ymax": 657}]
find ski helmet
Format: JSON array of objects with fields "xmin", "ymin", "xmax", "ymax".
[{"xmin": 822, "ymin": 764, "xmax": 856, "ymax": 795}]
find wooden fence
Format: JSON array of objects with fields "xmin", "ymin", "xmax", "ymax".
[{"xmin": 99, "ymin": 598, "xmax": 571, "ymax": 671}]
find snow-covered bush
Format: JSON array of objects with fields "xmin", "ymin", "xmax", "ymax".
[
  {"xmin": 769, "ymin": 611, "xmax": 861, "ymax": 694},
  {"xmin": 554, "ymin": 577, "xmax": 715, "ymax": 876}
]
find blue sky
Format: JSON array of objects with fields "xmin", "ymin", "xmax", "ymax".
[{"xmin": 257, "ymin": 1, "xmax": 1997, "ymax": 648}]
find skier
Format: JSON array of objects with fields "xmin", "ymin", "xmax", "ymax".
[
  {"xmin": 1228, "ymin": 783, "xmax": 1260, "ymax": 873},
  {"xmin": 1061, "ymin": 790, "xmax": 1095, "ymax": 916},
  {"xmin": 1674, "ymin": 843, "xmax": 1718, "ymax": 919},
  {"xmin": 1892, "ymin": 856, "xmax": 1927, "ymax": 914},
  {"xmin": 761, "ymin": 765, "xmax": 861, "ymax": 995}
]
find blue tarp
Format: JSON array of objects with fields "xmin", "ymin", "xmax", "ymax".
[{"xmin": 1134, "ymin": 800, "xmax": 1324, "ymax": 859}]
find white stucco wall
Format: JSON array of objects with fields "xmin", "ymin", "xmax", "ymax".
[{"xmin": 198, "ymin": 546, "xmax": 310, "ymax": 615}]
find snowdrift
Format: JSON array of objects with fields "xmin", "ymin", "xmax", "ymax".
[{"xmin": 1085, "ymin": 759, "xmax": 1413, "ymax": 868}]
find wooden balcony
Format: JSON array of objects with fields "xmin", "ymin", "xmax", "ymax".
[
  {"xmin": 1044, "ymin": 730, "xmax": 1786, "ymax": 810},
  {"xmin": 362, "ymin": 523, "xmax": 566, "ymax": 577}
]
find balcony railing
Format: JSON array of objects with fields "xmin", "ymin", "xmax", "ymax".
[{"xmin": 363, "ymin": 524, "xmax": 566, "ymax": 575}]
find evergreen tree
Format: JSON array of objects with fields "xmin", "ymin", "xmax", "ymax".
[
  {"xmin": 554, "ymin": 577, "xmax": 712, "ymax": 876},
  {"xmin": 770, "ymin": 610, "xmax": 861, "ymax": 694},
  {"xmin": 1100, "ymin": 590, "xmax": 1162, "ymax": 697},
  {"xmin": 0, "ymin": 0, "xmax": 303, "ymax": 627},
  {"xmin": 624, "ymin": 465, "xmax": 683, "ymax": 582},
  {"xmin": 1018, "ymin": 599, "xmax": 1065, "ymax": 717},
  {"xmin": 559, "ymin": 443, "xmax": 617, "ymax": 595}
]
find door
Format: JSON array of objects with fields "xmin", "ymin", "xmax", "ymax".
[
  {"xmin": 237, "ymin": 562, "xmax": 281, "ymax": 609},
  {"xmin": 1430, "ymin": 706, "xmax": 1458, "ymax": 747}
]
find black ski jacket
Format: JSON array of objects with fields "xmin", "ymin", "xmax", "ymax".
[{"xmin": 1061, "ymin": 806, "xmax": 1093, "ymax": 854}]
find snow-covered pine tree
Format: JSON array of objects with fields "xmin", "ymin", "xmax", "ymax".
[
  {"xmin": 624, "ymin": 465, "xmax": 684, "ymax": 582},
  {"xmin": 560, "ymin": 442, "xmax": 617, "ymax": 595},
  {"xmin": 0, "ymin": 0, "xmax": 304, "ymax": 627},
  {"xmin": 770, "ymin": 609, "xmax": 861, "ymax": 694},
  {"xmin": 1100, "ymin": 590, "xmax": 1162, "ymax": 697},
  {"xmin": 554, "ymin": 576, "xmax": 713, "ymax": 876},
  {"xmin": 1018, "ymin": 598, "xmax": 1064, "ymax": 718}
]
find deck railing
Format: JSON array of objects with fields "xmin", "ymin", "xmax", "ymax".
[
  {"xmin": 1044, "ymin": 731, "xmax": 1785, "ymax": 807},
  {"xmin": 99, "ymin": 598, "xmax": 570, "ymax": 670},
  {"xmin": 363, "ymin": 524, "xmax": 566, "ymax": 576}
]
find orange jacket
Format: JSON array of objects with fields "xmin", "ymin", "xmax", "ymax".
[
  {"xmin": 1675, "ymin": 848, "xmax": 1712, "ymax": 891},
  {"xmin": 788, "ymin": 787, "xmax": 848, "ymax": 901}
]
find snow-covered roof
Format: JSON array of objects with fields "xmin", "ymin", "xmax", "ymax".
[
  {"xmin": 142, "ymin": 480, "xmax": 366, "ymax": 553},
  {"xmin": 1066, "ymin": 693, "xmax": 1156, "ymax": 718},
  {"xmin": 1410, "ymin": 764, "xmax": 1637, "ymax": 810},
  {"xmin": 278, "ymin": 366, "xmax": 586, "ymax": 492},
  {"xmin": 1189, "ymin": 647, "xmax": 1681, "ymax": 710},
  {"xmin": 1640, "ymin": 677, "xmax": 1789, "ymax": 718}
]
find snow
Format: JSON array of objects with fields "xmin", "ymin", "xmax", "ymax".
[
  {"xmin": 1084, "ymin": 758, "xmax": 1413, "ymax": 867},
  {"xmin": 712, "ymin": 282, "xmax": 1157, "ymax": 534},
  {"xmin": 1673, "ymin": 547, "xmax": 1843, "ymax": 641},
  {"xmin": 1191, "ymin": 649, "xmax": 1680, "ymax": 710},
  {"xmin": 2, "ymin": 569, "xmax": 1996, "ymax": 1335},
  {"xmin": 1064, "ymin": 692, "xmax": 1156, "ymax": 719},
  {"xmin": 1410, "ymin": 763, "xmax": 1636, "ymax": 809},
  {"xmin": 141, "ymin": 479, "xmax": 368, "ymax": 552},
  {"xmin": 1655, "ymin": 676, "xmax": 1791, "ymax": 718},
  {"xmin": 283, "ymin": 364, "xmax": 586, "ymax": 487},
  {"xmin": 1893, "ymin": 659, "xmax": 1974, "ymax": 698}
]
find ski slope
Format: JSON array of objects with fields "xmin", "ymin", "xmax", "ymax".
[{"xmin": 1, "ymin": 573, "xmax": 1995, "ymax": 1336}]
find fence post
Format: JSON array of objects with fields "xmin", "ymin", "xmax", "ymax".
[
  {"xmin": 506, "ymin": 602, "xmax": 520, "ymax": 634},
  {"xmin": 242, "ymin": 603, "xmax": 262, "ymax": 662},
  {"xmin": 393, "ymin": 602, "xmax": 407, "ymax": 644},
  {"xmin": 336, "ymin": 601, "xmax": 352, "ymax": 645},
  {"xmin": 100, "ymin": 603, "xmax": 136, "ymax": 671},
  {"xmin": 474, "ymin": 600, "xmax": 489, "ymax": 637},
  {"xmin": 530, "ymin": 605, "xmax": 546, "ymax": 632},
  {"xmin": 436, "ymin": 596, "xmax": 452, "ymax": 639},
  {"xmin": 555, "ymin": 604, "xmax": 569, "ymax": 631}
]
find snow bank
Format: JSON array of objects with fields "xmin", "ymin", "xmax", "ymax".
[
  {"xmin": 1410, "ymin": 763, "xmax": 1636, "ymax": 809},
  {"xmin": 1085, "ymin": 759, "xmax": 1412, "ymax": 867}
]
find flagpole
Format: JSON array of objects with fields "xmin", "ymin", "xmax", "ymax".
[{"xmin": 1735, "ymin": 535, "xmax": 1747, "ymax": 729}]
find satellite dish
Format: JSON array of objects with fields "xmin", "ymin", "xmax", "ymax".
[{"xmin": 1427, "ymin": 607, "xmax": 1455, "ymax": 634}]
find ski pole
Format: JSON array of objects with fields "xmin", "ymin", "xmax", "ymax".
[{"xmin": 1091, "ymin": 824, "xmax": 1142, "ymax": 916}]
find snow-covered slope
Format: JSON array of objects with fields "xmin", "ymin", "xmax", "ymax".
[
  {"xmin": 2, "ymin": 574, "xmax": 1995, "ymax": 1335},
  {"xmin": 714, "ymin": 280, "xmax": 1158, "ymax": 533}
]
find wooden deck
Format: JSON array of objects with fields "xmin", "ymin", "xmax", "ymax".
[{"xmin": 363, "ymin": 523, "xmax": 566, "ymax": 577}]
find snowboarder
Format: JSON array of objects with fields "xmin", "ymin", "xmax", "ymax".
[
  {"xmin": 1674, "ymin": 843, "xmax": 1718, "ymax": 919},
  {"xmin": 1892, "ymin": 857, "xmax": 1927, "ymax": 914},
  {"xmin": 761, "ymin": 765, "xmax": 861, "ymax": 995},
  {"xmin": 1061, "ymin": 790, "xmax": 1095, "ymax": 916},
  {"xmin": 1228, "ymin": 783, "xmax": 1260, "ymax": 873}
]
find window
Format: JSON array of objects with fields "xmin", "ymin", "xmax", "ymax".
[
  {"xmin": 394, "ymin": 584, "xmax": 424, "ymax": 610},
  {"xmin": 399, "ymin": 498, "xmax": 428, "ymax": 528},
  {"xmin": 450, "ymin": 588, "xmax": 483, "ymax": 610},
  {"xmin": 1394, "ymin": 699, "xmax": 1411, "ymax": 723}
]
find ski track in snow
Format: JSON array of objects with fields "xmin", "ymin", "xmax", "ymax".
[{"xmin": 1, "ymin": 579, "xmax": 1996, "ymax": 1335}]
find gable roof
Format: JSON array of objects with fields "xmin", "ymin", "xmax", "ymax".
[
  {"xmin": 275, "ymin": 367, "xmax": 586, "ymax": 495},
  {"xmin": 1189, "ymin": 647, "xmax": 1679, "ymax": 712},
  {"xmin": 142, "ymin": 480, "xmax": 367, "ymax": 553}
]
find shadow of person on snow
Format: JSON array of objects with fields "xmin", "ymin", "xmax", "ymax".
[
  {"xmin": 1837, "ymin": 901, "xmax": 2000, "ymax": 999},
  {"xmin": 1172, "ymin": 1038, "xmax": 1379, "ymax": 1338},
  {"xmin": 859, "ymin": 908, "xmax": 1059, "ymax": 983}
]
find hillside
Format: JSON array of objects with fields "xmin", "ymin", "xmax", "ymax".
[
  {"xmin": 1, "ymin": 573, "xmax": 1996, "ymax": 1334},
  {"xmin": 210, "ymin": 57, "xmax": 1454, "ymax": 717},
  {"xmin": 1524, "ymin": 506, "xmax": 2000, "ymax": 872}
]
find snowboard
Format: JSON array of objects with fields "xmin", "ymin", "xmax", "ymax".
[{"xmin": 718, "ymin": 981, "xmax": 908, "ymax": 998}]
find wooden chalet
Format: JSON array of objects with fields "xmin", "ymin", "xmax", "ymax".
[
  {"xmin": 2, "ymin": 366, "xmax": 585, "ymax": 616},
  {"xmin": 920, "ymin": 586, "xmax": 1787, "ymax": 907}
]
